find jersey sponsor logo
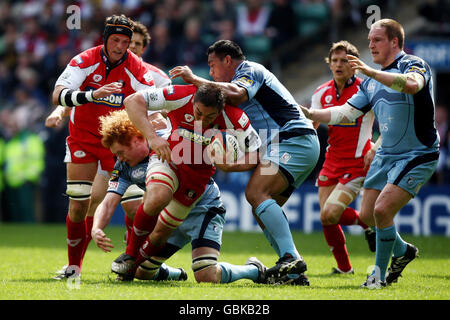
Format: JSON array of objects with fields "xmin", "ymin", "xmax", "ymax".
[
  {"xmin": 238, "ymin": 113, "xmax": 249, "ymax": 128},
  {"xmin": 93, "ymin": 74, "xmax": 102, "ymax": 82},
  {"xmin": 367, "ymin": 82, "xmax": 375, "ymax": 93},
  {"xmin": 407, "ymin": 66, "xmax": 426, "ymax": 75},
  {"xmin": 73, "ymin": 150, "xmax": 86, "ymax": 158},
  {"xmin": 235, "ymin": 76, "xmax": 254, "ymax": 87},
  {"xmin": 319, "ymin": 175, "xmax": 329, "ymax": 181},
  {"xmin": 177, "ymin": 127, "xmax": 212, "ymax": 145},
  {"xmin": 93, "ymin": 93, "xmax": 125, "ymax": 108}
]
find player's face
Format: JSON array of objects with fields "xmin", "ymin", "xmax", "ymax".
[
  {"xmin": 368, "ymin": 25, "xmax": 396, "ymax": 67},
  {"xmin": 129, "ymin": 33, "xmax": 145, "ymax": 57},
  {"xmin": 208, "ymin": 53, "xmax": 234, "ymax": 82},
  {"xmin": 110, "ymin": 137, "xmax": 145, "ymax": 167},
  {"xmin": 106, "ymin": 34, "xmax": 131, "ymax": 64},
  {"xmin": 329, "ymin": 49, "xmax": 354, "ymax": 83},
  {"xmin": 193, "ymin": 102, "xmax": 220, "ymax": 128}
]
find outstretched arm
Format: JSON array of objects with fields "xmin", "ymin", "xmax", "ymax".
[
  {"xmin": 169, "ymin": 65, "xmax": 248, "ymax": 106},
  {"xmin": 347, "ymin": 55, "xmax": 425, "ymax": 94}
]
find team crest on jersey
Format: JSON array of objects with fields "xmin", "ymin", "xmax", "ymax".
[
  {"xmin": 325, "ymin": 95, "xmax": 333, "ymax": 104},
  {"xmin": 280, "ymin": 152, "xmax": 291, "ymax": 164},
  {"xmin": 367, "ymin": 82, "xmax": 375, "ymax": 93},
  {"xmin": 131, "ymin": 167, "xmax": 146, "ymax": 180},
  {"xmin": 93, "ymin": 74, "xmax": 103, "ymax": 82},
  {"xmin": 184, "ymin": 114, "xmax": 194, "ymax": 122},
  {"xmin": 74, "ymin": 150, "xmax": 86, "ymax": 158}
]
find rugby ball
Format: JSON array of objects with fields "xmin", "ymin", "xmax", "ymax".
[{"xmin": 209, "ymin": 131, "xmax": 241, "ymax": 163}]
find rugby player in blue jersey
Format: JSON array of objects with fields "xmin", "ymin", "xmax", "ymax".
[
  {"xmin": 301, "ymin": 19, "xmax": 439, "ymax": 289},
  {"xmin": 92, "ymin": 110, "xmax": 266, "ymax": 284},
  {"xmin": 170, "ymin": 40, "xmax": 320, "ymax": 285}
]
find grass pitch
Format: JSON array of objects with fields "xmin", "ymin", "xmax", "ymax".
[{"xmin": 0, "ymin": 223, "xmax": 449, "ymax": 301}]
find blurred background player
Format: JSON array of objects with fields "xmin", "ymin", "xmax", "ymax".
[
  {"xmin": 112, "ymin": 83, "xmax": 262, "ymax": 281},
  {"xmin": 93, "ymin": 109, "xmax": 266, "ymax": 284},
  {"xmin": 302, "ymin": 19, "xmax": 439, "ymax": 289},
  {"xmin": 50, "ymin": 14, "xmax": 156, "ymax": 280},
  {"xmin": 169, "ymin": 40, "xmax": 319, "ymax": 285},
  {"xmin": 310, "ymin": 40, "xmax": 377, "ymax": 275}
]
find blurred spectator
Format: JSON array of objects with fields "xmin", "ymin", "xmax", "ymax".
[
  {"xmin": 176, "ymin": 17, "xmax": 208, "ymax": 68},
  {"xmin": 204, "ymin": 0, "xmax": 237, "ymax": 39},
  {"xmin": 143, "ymin": 22, "xmax": 178, "ymax": 70},
  {"xmin": 0, "ymin": 130, "xmax": 5, "ymax": 221},
  {"xmin": 2, "ymin": 108, "xmax": 45, "ymax": 222},
  {"xmin": 236, "ymin": 0, "xmax": 271, "ymax": 37},
  {"xmin": 265, "ymin": 0, "xmax": 297, "ymax": 49}
]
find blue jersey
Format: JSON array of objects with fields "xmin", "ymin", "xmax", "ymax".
[
  {"xmin": 231, "ymin": 60, "xmax": 314, "ymax": 144},
  {"xmin": 347, "ymin": 52, "xmax": 439, "ymax": 155},
  {"xmin": 107, "ymin": 158, "xmax": 223, "ymax": 212}
]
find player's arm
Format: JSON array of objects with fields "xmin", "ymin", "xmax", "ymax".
[
  {"xmin": 124, "ymin": 90, "xmax": 172, "ymax": 162},
  {"xmin": 169, "ymin": 65, "xmax": 248, "ymax": 105},
  {"xmin": 300, "ymin": 102, "xmax": 364, "ymax": 125},
  {"xmin": 45, "ymin": 105, "xmax": 71, "ymax": 128},
  {"xmin": 347, "ymin": 55, "xmax": 425, "ymax": 94},
  {"xmin": 364, "ymin": 135, "xmax": 382, "ymax": 171},
  {"xmin": 91, "ymin": 192, "xmax": 122, "ymax": 252}
]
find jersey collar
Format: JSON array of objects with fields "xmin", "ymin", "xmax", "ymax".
[
  {"xmin": 100, "ymin": 46, "xmax": 129, "ymax": 70},
  {"xmin": 381, "ymin": 51, "xmax": 405, "ymax": 71}
]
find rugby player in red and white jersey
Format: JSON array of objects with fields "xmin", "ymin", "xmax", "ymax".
[
  {"xmin": 50, "ymin": 15, "xmax": 160, "ymax": 280},
  {"xmin": 310, "ymin": 41, "xmax": 378, "ymax": 274},
  {"xmin": 111, "ymin": 83, "xmax": 262, "ymax": 280}
]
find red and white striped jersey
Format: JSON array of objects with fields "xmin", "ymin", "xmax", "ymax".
[
  {"xmin": 55, "ymin": 46, "xmax": 155, "ymax": 144},
  {"xmin": 311, "ymin": 76, "xmax": 374, "ymax": 164}
]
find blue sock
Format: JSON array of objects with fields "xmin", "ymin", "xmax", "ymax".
[
  {"xmin": 154, "ymin": 263, "xmax": 182, "ymax": 281},
  {"xmin": 373, "ymin": 226, "xmax": 397, "ymax": 282},
  {"xmin": 392, "ymin": 232, "xmax": 408, "ymax": 258},
  {"xmin": 255, "ymin": 199, "xmax": 299, "ymax": 259},
  {"xmin": 219, "ymin": 262, "xmax": 258, "ymax": 283},
  {"xmin": 263, "ymin": 228, "xmax": 281, "ymax": 257}
]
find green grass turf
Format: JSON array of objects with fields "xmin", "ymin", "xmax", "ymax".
[{"xmin": 0, "ymin": 223, "xmax": 449, "ymax": 300}]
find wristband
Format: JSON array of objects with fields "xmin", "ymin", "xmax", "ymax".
[{"xmin": 59, "ymin": 88, "xmax": 95, "ymax": 107}]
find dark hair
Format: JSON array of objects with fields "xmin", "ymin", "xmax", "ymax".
[
  {"xmin": 193, "ymin": 83, "xmax": 225, "ymax": 112},
  {"xmin": 325, "ymin": 40, "xmax": 359, "ymax": 63},
  {"xmin": 206, "ymin": 40, "xmax": 245, "ymax": 60},
  {"xmin": 132, "ymin": 21, "xmax": 151, "ymax": 48}
]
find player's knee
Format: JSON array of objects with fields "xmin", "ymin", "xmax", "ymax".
[
  {"xmin": 321, "ymin": 207, "xmax": 340, "ymax": 225},
  {"xmin": 192, "ymin": 254, "xmax": 220, "ymax": 283},
  {"xmin": 68, "ymin": 200, "xmax": 89, "ymax": 222},
  {"xmin": 194, "ymin": 267, "xmax": 220, "ymax": 283}
]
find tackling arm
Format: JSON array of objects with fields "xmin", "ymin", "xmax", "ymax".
[{"xmin": 301, "ymin": 102, "xmax": 364, "ymax": 125}]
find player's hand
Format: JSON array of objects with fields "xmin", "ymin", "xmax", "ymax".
[
  {"xmin": 364, "ymin": 148, "xmax": 376, "ymax": 171},
  {"xmin": 347, "ymin": 55, "xmax": 377, "ymax": 78},
  {"xmin": 168, "ymin": 66, "xmax": 197, "ymax": 84},
  {"xmin": 45, "ymin": 113, "xmax": 63, "ymax": 128},
  {"xmin": 149, "ymin": 135, "xmax": 172, "ymax": 163},
  {"xmin": 299, "ymin": 104, "xmax": 313, "ymax": 120},
  {"xmin": 92, "ymin": 228, "xmax": 114, "ymax": 252},
  {"xmin": 93, "ymin": 82, "xmax": 123, "ymax": 99}
]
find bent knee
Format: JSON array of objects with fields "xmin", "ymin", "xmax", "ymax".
[
  {"xmin": 194, "ymin": 266, "xmax": 221, "ymax": 283},
  {"xmin": 320, "ymin": 207, "xmax": 341, "ymax": 225}
]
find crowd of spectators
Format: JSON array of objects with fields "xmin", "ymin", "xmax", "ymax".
[{"xmin": 0, "ymin": 0, "xmax": 448, "ymax": 223}]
